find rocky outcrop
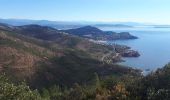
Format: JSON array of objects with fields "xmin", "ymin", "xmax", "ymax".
[
  {"xmin": 113, "ymin": 44, "xmax": 140, "ymax": 57},
  {"xmin": 114, "ymin": 32, "xmax": 138, "ymax": 39},
  {"xmin": 99, "ymin": 43, "xmax": 140, "ymax": 64},
  {"xmin": 121, "ymin": 50, "xmax": 140, "ymax": 57}
]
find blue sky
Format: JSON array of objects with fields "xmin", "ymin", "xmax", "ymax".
[{"xmin": 0, "ymin": 0, "xmax": 170, "ymax": 24}]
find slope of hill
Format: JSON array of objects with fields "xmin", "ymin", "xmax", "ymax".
[
  {"xmin": 3, "ymin": 24, "xmax": 139, "ymax": 60},
  {"xmin": 0, "ymin": 25, "xmax": 141, "ymax": 89},
  {"xmin": 125, "ymin": 63, "xmax": 170, "ymax": 100},
  {"xmin": 64, "ymin": 26, "xmax": 138, "ymax": 40},
  {"xmin": 0, "ymin": 29, "xmax": 56, "ymax": 81}
]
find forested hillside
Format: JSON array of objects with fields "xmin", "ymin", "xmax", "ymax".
[{"xmin": 1, "ymin": 23, "xmax": 169, "ymax": 100}]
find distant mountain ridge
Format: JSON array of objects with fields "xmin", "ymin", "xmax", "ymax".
[
  {"xmin": 0, "ymin": 18, "xmax": 153, "ymax": 29},
  {"xmin": 64, "ymin": 26, "xmax": 138, "ymax": 40},
  {"xmin": 94, "ymin": 24, "xmax": 133, "ymax": 28}
]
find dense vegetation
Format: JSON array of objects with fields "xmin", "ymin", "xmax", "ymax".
[
  {"xmin": 37, "ymin": 63, "xmax": 170, "ymax": 100},
  {"xmin": 1, "ymin": 23, "xmax": 170, "ymax": 100},
  {"xmin": 0, "ymin": 24, "xmax": 140, "ymax": 89},
  {"xmin": 0, "ymin": 74, "xmax": 42, "ymax": 100},
  {"xmin": 1, "ymin": 63, "xmax": 170, "ymax": 100}
]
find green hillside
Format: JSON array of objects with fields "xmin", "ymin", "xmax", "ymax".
[
  {"xmin": 1, "ymin": 24, "xmax": 170, "ymax": 100},
  {"xmin": 0, "ymin": 26, "xmax": 140, "ymax": 89}
]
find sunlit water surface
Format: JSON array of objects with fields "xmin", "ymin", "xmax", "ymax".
[{"xmin": 99, "ymin": 27, "xmax": 170, "ymax": 71}]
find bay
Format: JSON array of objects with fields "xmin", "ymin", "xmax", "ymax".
[{"xmin": 99, "ymin": 27, "xmax": 170, "ymax": 71}]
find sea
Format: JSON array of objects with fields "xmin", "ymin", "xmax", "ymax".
[{"xmin": 99, "ymin": 26, "xmax": 170, "ymax": 72}]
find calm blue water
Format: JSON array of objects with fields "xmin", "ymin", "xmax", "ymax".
[{"xmin": 99, "ymin": 27, "xmax": 170, "ymax": 71}]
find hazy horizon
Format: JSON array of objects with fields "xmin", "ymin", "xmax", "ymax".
[
  {"xmin": 0, "ymin": 0, "xmax": 170, "ymax": 24},
  {"xmin": 0, "ymin": 18, "xmax": 166, "ymax": 26}
]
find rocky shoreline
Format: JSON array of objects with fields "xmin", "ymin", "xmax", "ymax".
[
  {"xmin": 93, "ymin": 41, "xmax": 140, "ymax": 63},
  {"xmin": 121, "ymin": 50, "xmax": 140, "ymax": 57}
]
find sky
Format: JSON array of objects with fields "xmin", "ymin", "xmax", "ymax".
[{"xmin": 0, "ymin": 0, "xmax": 170, "ymax": 24}]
